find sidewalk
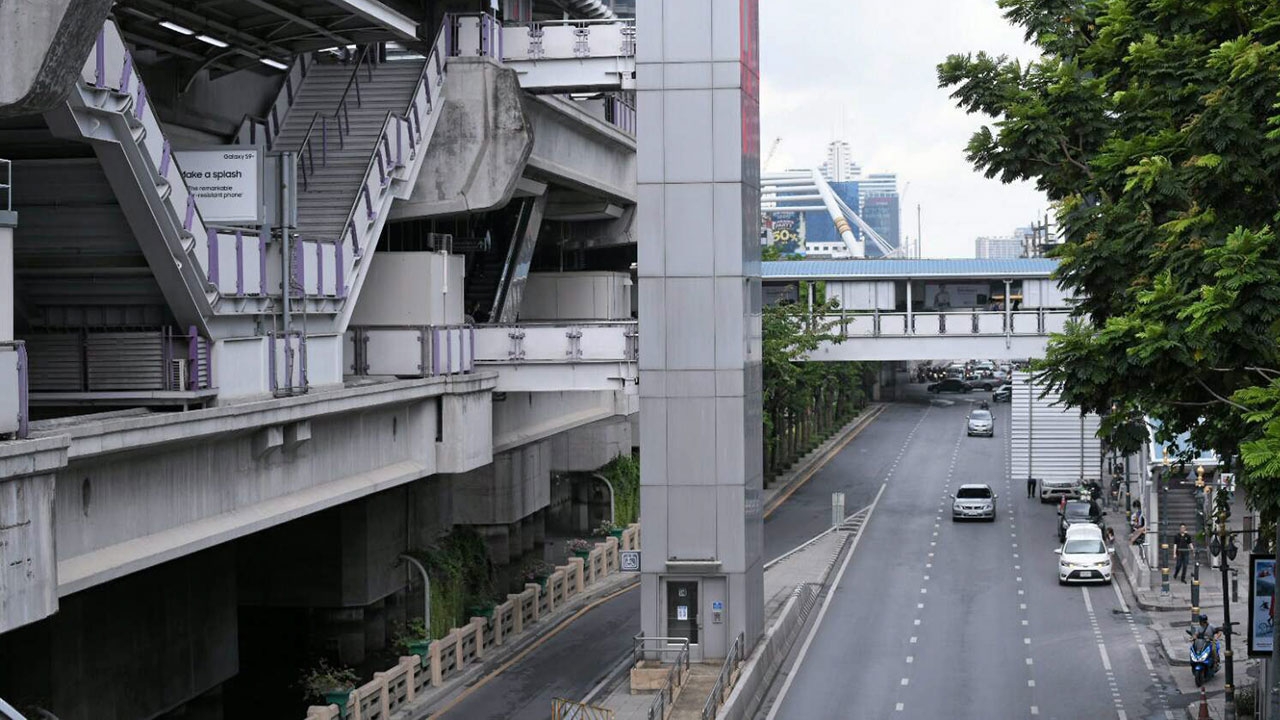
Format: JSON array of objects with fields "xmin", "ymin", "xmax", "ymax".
[
  {"xmin": 1106, "ymin": 512, "xmax": 1264, "ymax": 718},
  {"xmin": 597, "ymin": 518, "xmax": 857, "ymax": 719},
  {"xmin": 762, "ymin": 404, "xmax": 886, "ymax": 516}
]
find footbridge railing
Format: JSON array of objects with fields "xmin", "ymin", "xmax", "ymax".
[{"xmin": 450, "ymin": 13, "xmax": 636, "ymax": 93}]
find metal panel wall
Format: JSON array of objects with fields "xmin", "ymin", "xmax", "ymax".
[{"xmin": 1009, "ymin": 371, "xmax": 1104, "ymax": 484}]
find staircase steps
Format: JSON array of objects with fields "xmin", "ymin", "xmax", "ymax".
[{"xmin": 274, "ymin": 60, "xmax": 425, "ymax": 242}]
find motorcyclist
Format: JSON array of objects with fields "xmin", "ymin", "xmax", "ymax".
[{"xmin": 1187, "ymin": 614, "xmax": 1222, "ymax": 669}]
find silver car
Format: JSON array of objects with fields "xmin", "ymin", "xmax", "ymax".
[
  {"xmin": 966, "ymin": 408, "xmax": 994, "ymax": 437},
  {"xmin": 952, "ymin": 483, "xmax": 997, "ymax": 521}
]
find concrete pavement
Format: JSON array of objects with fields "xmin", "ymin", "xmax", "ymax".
[{"xmin": 771, "ymin": 389, "xmax": 1193, "ymax": 719}]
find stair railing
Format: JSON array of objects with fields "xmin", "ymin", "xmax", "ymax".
[
  {"xmin": 329, "ymin": 22, "xmax": 452, "ymax": 298},
  {"xmin": 296, "ymin": 45, "xmax": 375, "ymax": 190},
  {"xmin": 234, "ymin": 53, "xmax": 311, "ymax": 149}
]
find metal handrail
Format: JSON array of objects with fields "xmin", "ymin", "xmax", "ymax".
[
  {"xmin": 701, "ymin": 632, "xmax": 745, "ymax": 720},
  {"xmin": 632, "ymin": 634, "xmax": 690, "ymax": 720},
  {"xmin": 296, "ymin": 45, "xmax": 374, "ymax": 190},
  {"xmin": 332, "ymin": 21, "xmax": 450, "ymax": 257},
  {"xmin": 503, "ymin": 17, "xmax": 635, "ymax": 29}
]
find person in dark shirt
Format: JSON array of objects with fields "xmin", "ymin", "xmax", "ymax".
[{"xmin": 1174, "ymin": 524, "xmax": 1194, "ymax": 582}]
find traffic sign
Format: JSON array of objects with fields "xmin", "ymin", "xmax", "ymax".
[{"xmin": 620, "ymin": 550, "xmax": 640, "ymax": 572}]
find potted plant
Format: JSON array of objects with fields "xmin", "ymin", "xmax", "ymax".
[
  {"xmin": 300, "ymin": 659, "xmax": 360, "ymax": 716},
  {"xmin": 567, "ymin": 538, "xmax": 594, "ymax": 559},
  {"xmin": 394, "ymin": 618, "xmax": 432, "ymax": 664},
  {"xmin": 594, "ymin": 521, "xmax": 624, "ymax": 539},
  {"xmin": 524, "ymin": 559, "xmax": 554, "ymax": 588}
]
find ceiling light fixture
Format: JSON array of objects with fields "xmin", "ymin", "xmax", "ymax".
[
  {"xmin": 259, "ymin": 58, "xmax": 289, "ymax": 70},
  {"xmin": 195, "ymin": 34, "xmax": 229, "ymax": 48},
  {"xmin": 158, "ymin": 20, "xmax": 194, "ymax": 35}
]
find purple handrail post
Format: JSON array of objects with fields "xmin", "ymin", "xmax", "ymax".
[
  {"xmin": 120, "ymin": 52, "xmax": 133, "ymax": 93},
  {"xmin": 15, "ymin": 341, "xmax": 29, "ymax": 439},
  {"xmin": 187, "ymin": 326, "xmax": 199, "ymax": 391},
  {"xmin": 376, "ymin": 152, "xmax": 386, "ymax": 187},
  {"xmin": 207, "ymin": 229, "xmax": 221, "ymax": 287},
  {"xmin": 446, "ymin": 327, "xmax": 453, "ymax": 374},
  {"xmin": 316, "ymin": 241, "xmax": 324, "ymax": 296},
  {"xmin": 349, "ymin": 219, "xmax": 361, "ymax": 256},
  {"xmin": 135, "ymin": 84, "xmax": 148, "ymax": 118},
  {"xmin": 95, "ymin": 30, "xmax": 106, "ymax": 88},
  {"xmin": 335, "ymin": 242, "xmax": 346, "ymax": 298},
  {"xmin": 469, "ymin": 326, "xmax": 475, "ymax": 372},
  {"xmin": 445, "ymin": 13, "xmax": 454, "ymax": 58},
  {"xmin": 363, "ymin": 184, "xmax": 375, "ymax": 220},
  {"xmin": 259, "ymin": 231, "xmax": 268, "ymax": 295},
  {"xmin": 291, "ymin": 240, "xmax": 304, "ymax": 296},
  {"xmin": 159, "ymin": 139, "xmax": 172, "ymax": 178},
  {"xmin": 235, "ymin": 231, "xmax": 245, "ymax": 295},
  {"xmin": 184, "ymin": 194, "xmax": 196, "ymax": 231}
]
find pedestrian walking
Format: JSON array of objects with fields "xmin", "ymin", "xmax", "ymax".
[
  {"xmin": 1026, "ymin": 476, "xmax": 1037, "ymax": 499},
  {"xmin": 1174, "ymin": 524, "xmax": 1194, "ymax": 582}
]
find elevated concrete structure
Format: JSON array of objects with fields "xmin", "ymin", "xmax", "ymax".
[
  {"xmin": 0, "ymin": 2, "xmax": 643, "ymax": 717},
  {"xmin": 0, "ymin": 0, "xmax": 112, "ymax": 117}
]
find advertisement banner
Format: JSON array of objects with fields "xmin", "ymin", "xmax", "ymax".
[
  {"xmin": 1249, "ymin": 553, "xmax": 1276, "ymax": 657},
  {"xmin": 176, "ymin": 148, "xmax": 262, "ymax": 224}
]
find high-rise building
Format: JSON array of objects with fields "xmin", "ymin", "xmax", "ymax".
[
  {"xmin": 820, "ymin": 141, "xmax": 861, "ymax": 182},
  {"xmin": 975, "ymin": 235, "xmax": 1024, "ymax": 259},
  {"xmin": 861, "ymin": 194, "xmax": 901, "ymax": 257},
  {"xmin": 858, "ymin": 173, "xmax": 898, "ymax": 203}
]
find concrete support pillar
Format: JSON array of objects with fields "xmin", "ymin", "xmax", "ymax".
[{"xmin": 637, "ymin": 0, "xmax": 764, "ymax": 660}]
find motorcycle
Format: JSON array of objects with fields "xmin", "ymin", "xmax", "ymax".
[{"xmin": 1187, "ymin": 631, "xmax": 1219, "ymax": 686}]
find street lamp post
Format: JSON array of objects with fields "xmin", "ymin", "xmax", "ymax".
[
  {"xmin": 1161, "ymin": 451, "xmax": 1172, "ymax": 596},
  {"xmin": 1209, "ymin": 487, "xmax": 1240, "ymax": 720},
  {"xmin": 1191, "ymin": 465, "xmax": 1205, "ymax": 624}
]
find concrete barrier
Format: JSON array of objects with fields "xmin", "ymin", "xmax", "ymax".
[{"xmin": 715, "ymin": 583, "xmax": 819, "ymax": 720}]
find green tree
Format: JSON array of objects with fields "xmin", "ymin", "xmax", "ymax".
[
  {"xmin": 761, "ymin": 283, "xmax": 871, "ymax": 480},
  {"xmin": 937, "ymin": 1, "xmax": 1280, "ymax": 511}
]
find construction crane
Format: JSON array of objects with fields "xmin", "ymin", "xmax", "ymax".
[{"xmin": 763, "ymin": 137, "xmax": 782, "ymax": 172}]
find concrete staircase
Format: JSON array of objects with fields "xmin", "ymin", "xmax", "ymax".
[
  {"xmin": 1163, "ymin": 478, "xmax": 1208, "ymax": 561},
  {"xmin": 273, "ymin": 59, "xmax": 425, "ymax": 243}
]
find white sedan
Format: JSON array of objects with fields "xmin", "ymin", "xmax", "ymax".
[{"xmin": 1056, "ymin": 525, "xmax": 1113, "ymax": 584}]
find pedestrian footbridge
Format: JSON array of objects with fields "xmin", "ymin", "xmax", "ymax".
[{"xmin": 762, "ymin": 258, "xmax": 1073, "ymax": 361}]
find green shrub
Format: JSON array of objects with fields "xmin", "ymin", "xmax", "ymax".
[
  {"xmin": 601, "ymin": 453, "xmax": 640, "ymax": 526},
  {"xmin": 406, "ymin": 526, "xmax": 496, "ymax": 639}
]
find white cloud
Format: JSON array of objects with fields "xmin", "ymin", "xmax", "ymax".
[{"xmin": 759, "ymin": 0, "xmax": 1048, "ymax": 257}]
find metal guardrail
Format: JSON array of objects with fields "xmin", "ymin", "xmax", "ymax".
[
  {"xmin": 297, "ymin": 44, "xmax": 375, "ymax": 191},
  {"xmin": 701, "ymin": 631, "xmax": 745, "ymax": 720},
  {"xmin": 551, "ymin": 698, "xmax": 615, "ymax": 720},
  {"xmin": 824, "ymin": 308, "xmax": 1072, "ymax": 338},
  {"xmin": 632, "ymin": 635, "xmax": 690, "ymax": 720}
]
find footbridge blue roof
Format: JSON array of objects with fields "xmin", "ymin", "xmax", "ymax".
[{"xmin": 761, "ymin": 258, "xmax": 1059, "ymax": 281}]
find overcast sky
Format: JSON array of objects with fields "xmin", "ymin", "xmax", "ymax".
[{"xmin": 759, "ymin": 0, "xmax": 1049, "ymax": 258}]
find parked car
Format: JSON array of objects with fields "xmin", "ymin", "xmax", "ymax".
[
  {"xmin": 1039, "ymin": 477, "xmax": 1081, "ymax": 503},
  {"xmin": 966, "ymin": 409, "xmax": 994, "ymax": 437},
  {"xmin": 927, "ymin": 378, "xmax": 972, "ymax": 394},
  {"xmin": 1056, "ymin": 525, "xmax": 1113, "ymax": 585},
  {"xmin": 952, "ymin": 483, "xmax": 998, "ymax": 521},
  {"xmin": 992, "ymin": 385, "xmax": 1012, "ymax": 403},
  {"xmin": 1058, "ymin": 499, "xmax": 1105, "ymax": 542}
]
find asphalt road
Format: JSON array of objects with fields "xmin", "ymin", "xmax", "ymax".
[
  {"xmin": 436, "ymin": 403, "xmax": 908, "ymax": 719},
  {"xmin": 770, "ymin": 390, "xmax": 1192, "ymax": 720}
]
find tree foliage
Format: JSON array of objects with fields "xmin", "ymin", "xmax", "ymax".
[
  {"xmin": 760, "ymin": 271, "xmax": 873, "ymax": 478},
  {"xmin": 938, "ymin": 0, "xmax": 1280, "ymax": 510}
]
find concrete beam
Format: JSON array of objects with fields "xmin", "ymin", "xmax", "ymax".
[
  {"xmin": 477, "ymin": 362, "xmax": 638, "ymax": 393},
  {"xmin": 391, "ymin": 58, "xmax": 532, "ymax": 220},
  {"xmin": 0, "ymin": 0, "xmax": 113, "ymax": 117},
  {"xmin": 525, "ymin": 94, "xmax": 636, "ymax": 205},
  {"xmin": 0, "ymin": 436, "xmax": 69, "ymax": 633}
]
